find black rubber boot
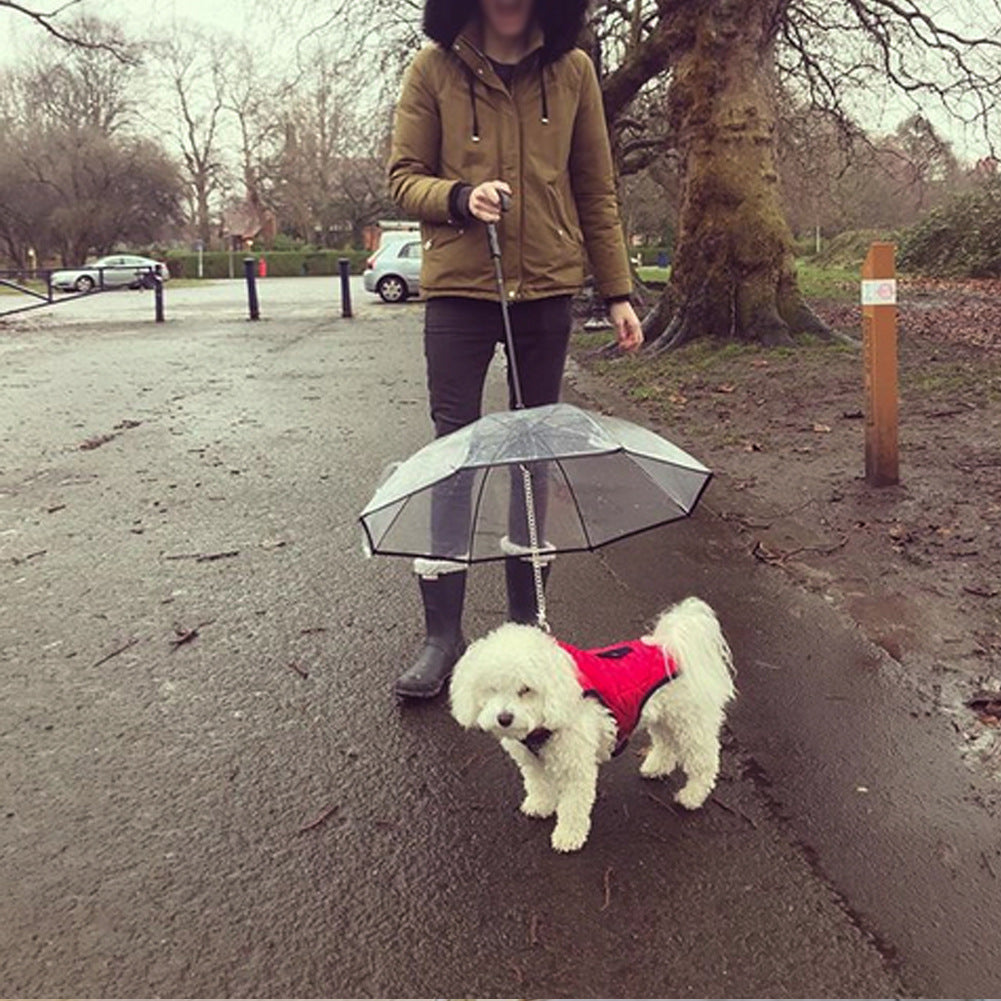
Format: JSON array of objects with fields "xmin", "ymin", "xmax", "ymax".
[
  {"xmin": 505, "ymin": 557, "xmax": 552, "ymax": 626},
  {"xmin": 395, "ymin": 571, "xmax": 467, "ymax": 699}
]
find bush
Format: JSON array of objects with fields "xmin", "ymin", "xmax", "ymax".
[
  {"xmin": 164, "ymin": 249, "xmax": 371, "ymax": 279},
  {"xmin": 900, "ymin": 179, "xmax": 1001, "ymax": 278}
]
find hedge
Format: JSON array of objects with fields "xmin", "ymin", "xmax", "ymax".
[
  {"xmin": 164, "ymin": 249, "xmax": 371, "ymax": 280},
  {"xmin": 900, "ymin": 179, "xmax": 1001, "ymax": 278}
]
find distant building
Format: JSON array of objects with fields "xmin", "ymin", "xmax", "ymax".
[{"xmin": 362, "ymin": 219, "xmax": 420, "ymax": 251}]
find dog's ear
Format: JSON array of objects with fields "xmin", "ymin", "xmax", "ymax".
[
  {"xmin": 448, "ymin": 651, "xmax": 480, "ymax": 729},
  {"xmin": 538, "ymin": 647, "xmax": 586, "ymax": 730}
]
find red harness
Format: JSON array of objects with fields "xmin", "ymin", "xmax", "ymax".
[{"xmin": 558, "ymin": 639, "xmax": 680, "ymax": 752}]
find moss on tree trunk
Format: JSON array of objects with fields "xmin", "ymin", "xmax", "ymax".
[{"xmin": 647, "ymin": 0, "xmax": 829, "ymax": 350}]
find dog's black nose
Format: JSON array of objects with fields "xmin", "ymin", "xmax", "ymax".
[{"xmin": 497, "ymin": 711, "xmax": 514, "ymax": 727}]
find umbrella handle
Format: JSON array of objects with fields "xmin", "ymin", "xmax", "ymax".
[{"xmin": 485, "ymin": 195, "xmax": 525, "ymax": 410}]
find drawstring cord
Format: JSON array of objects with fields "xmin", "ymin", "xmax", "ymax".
[
  {"xmin": 467, "ymin": 72, "xmax": 481, "ymax": 142},
  {"xmin": 465, "ymin": 60, "xmax": 550, "ymax": 142}
]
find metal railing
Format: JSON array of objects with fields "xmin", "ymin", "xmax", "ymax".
[{"xmin": 0, "ymin": 264, "xmax": 164, "ymax": 320}]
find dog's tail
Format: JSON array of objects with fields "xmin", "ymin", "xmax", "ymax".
[{"xmin": 650, "ymin": 597, "xmax": 735, "ymax": 706}]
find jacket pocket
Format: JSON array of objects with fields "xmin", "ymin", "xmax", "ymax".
[
  {"xmin": 422, "ymin": 222, "xmax": 466, "ymax": 253},
  {"xmin": 545, "ymin": 182, "xmax": 584, "ymax": 249}
]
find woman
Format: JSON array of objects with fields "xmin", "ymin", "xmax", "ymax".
[{"xmin": 388, "ymin": 0, "xmax": 643, "ymax": 699}]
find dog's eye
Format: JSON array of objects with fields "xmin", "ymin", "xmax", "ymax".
[{"xmin": 518, "ymin": 685, "xmax": 533, "ymax": 697}]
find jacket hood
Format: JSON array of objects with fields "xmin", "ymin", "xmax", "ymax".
[{"xmin": 423, "ymin": 0, "xmax": 589, "ymax": 64}]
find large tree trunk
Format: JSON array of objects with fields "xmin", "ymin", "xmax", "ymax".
[{"xmin": 647, "ymin": 0, "xmax": 829, "ymax": 350}]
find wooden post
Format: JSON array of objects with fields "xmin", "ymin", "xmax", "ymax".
[{"xmin": 861, "ymin": 242, "xmax": 899, "ymax": 486}]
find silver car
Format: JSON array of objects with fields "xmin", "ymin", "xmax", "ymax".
[
  {"xmin": 51, "ymin": 254, "xmax": 168, "ymax": 293},
  {"xmin": 363, "ymin": 235, "xmax": 422, "ymax": 303}
]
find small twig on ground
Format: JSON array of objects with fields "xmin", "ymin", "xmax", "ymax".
[
  {"xmin": 753, "ymin": 534, "xmax": 849, "ymax": 565},
  {"xmin": 79, "ymin": 433, "xmax": 115, "ymax": 450},
  {"xmin": 529, "ymin": 912, "xmax": 540, "ymax": 946},
  {"xmin": 299, "ymin": 627, "xmax": 328, "ymax": 635},
  {"xmin": 298, "ymin": 803, "xmax": 338, "ymax": 833},
  {"xmin": 964, "ymin": 584, "xmax": 998, "ymax": 598},
  {"xmin": 11, "ymin": 549, "xmax": 46, "ymax": 565},
  {"xmin": 163, "ymin": 550, "xmax": 240, "ymax": 562},
  {"xmin": 287, "ymin": 661, "xmax": 309, "ymax": 679},
  {"xmin": 46, "ymin": 504, "xmax": 66, "ymax": 513},
  {"xmin": 981, "ymin": 851, "xmax": 998, "ymax": 880},
  {"xmin": 169, "ymin": 619, "xmax": 215, "ymax": 651},
  {"xmin": 644, "ymin": 791, "xmax": 678, "ymax": 813},
  {"xmin": 600, "ymin": 865, "xmax": 613, "ymax": 911},
  {"xmin": 711, "ymin": 794, "xmax": 759, "ymax": 829},
  {"xmin": 92, "ymin": 636, "xmax": 140, "ymax": 668}
]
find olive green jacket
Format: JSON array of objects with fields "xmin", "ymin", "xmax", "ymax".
[{"xmin": 387, "ymin": 26, "xmax": 632, "ymax": 302}]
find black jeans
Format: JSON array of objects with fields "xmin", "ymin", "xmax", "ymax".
[{"xmin": 424, "ymin": 295, "xmax": 572, "ymax": 559}]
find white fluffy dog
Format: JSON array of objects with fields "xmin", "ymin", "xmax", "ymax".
[{"xmin": 449, "ymin": 597, "xmax": 735, "ymax": 852}]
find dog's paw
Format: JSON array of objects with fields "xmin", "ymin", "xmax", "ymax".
[
  {"xmin": 520, "ymin": 796, "xmax": 555, "ymax": 819},
  {"xmin": 675, "ymin": 782, "xmax": 712, "ymax": 810},
  {"xmin": 639, "ymin": 751, "xmax": 677, "ymax": 779},
  {"xmin": 551, "ymin": 824, "xmax": 589, "ymax": 853}
]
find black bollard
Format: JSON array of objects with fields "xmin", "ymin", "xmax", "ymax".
[
  {"xmin": 338, "ymin": 257, "xmax": 352, "ymax": 319},
  {"xmin": 243, "ymin": 256, "xmax": 260, "ymax": 321},
  {"xmin": 154, "ymin": 276, "xmax": 165, "ymax": 323}
]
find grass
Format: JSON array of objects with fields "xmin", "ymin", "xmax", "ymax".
[
  {"xmin": 635, "ymin": 260, "xmax": 859, "ymax": 301},
  {"xmin": 794, "ymin": 260, "xmax": 858, "ymax": 300},
  {"xmin": 637, "ymin": 265, "xmax": 670, "ymax": 284}
]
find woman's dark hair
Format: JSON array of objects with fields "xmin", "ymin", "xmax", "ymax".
[{"xmin": 423, "ymin": 0, "xmax": 589, "ymax": 63}]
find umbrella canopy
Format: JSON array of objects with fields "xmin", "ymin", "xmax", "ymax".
[{"xmin": 359, "ymin": 402, "xmax": 711, "ymax": 564}]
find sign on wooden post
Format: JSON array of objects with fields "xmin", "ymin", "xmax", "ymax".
[{"xmin": 861, "ymin": 243, "xmax": 899, "ymax": 487}]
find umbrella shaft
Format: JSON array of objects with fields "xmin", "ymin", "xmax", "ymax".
[{"xmin": 487, "ymin": 222, "xmax": 525, "ymax": 411}]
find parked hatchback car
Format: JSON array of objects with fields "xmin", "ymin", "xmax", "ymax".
[
  {"xmin": 51, "ymin": 255, "xmax": 169, "ymax": 293},
  {"xmin": 363, "ymin": 235, "xmax": 421, "ymax": 303}
]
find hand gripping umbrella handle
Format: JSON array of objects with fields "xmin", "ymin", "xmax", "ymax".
[{"xmin": 484, "ymin": 191, "xmax": 525, "ymax": 410}]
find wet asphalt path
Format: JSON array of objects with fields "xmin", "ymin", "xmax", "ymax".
[{"xmin": 1, "ymin": 279, "xmax": 996, "ymax": 997}]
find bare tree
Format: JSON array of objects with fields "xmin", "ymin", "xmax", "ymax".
[
  {"xmin": 157, "ymin": 27, "xmax": 228, "ymax": 248},
  {"xmin": 19, "ymin": 14, "xmax": 143, "ymax": 135},
  {"xmin": 0, "ymin": 0, "xmax": 135, "ymax": 60}
]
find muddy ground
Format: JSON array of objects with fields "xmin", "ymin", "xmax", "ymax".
[{"xmin": 572, "ymin": 277, "xmax": 1001, "ymax": 781}]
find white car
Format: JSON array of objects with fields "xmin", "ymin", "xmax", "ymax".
[
  {"xmin": 51, "ymin": 254, "xmax": 169, "ymax": 293},
  {"xmin": 363, "ymin": 234, "xmax": 422, "ymax": 302}
]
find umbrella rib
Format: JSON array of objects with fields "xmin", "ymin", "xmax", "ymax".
[
  {"xmin": 554, "ymin": 456, "xmax": 595, "ymax": 551},
  {"xmin": 467, "ymin": 466, "xmax": 490, "ymax": 564},
  {"xmin": 366, "ymin": 493, "xmax": 412, "ymax": 556}
]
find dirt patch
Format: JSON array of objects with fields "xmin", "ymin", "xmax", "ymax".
[{"xmin": 570, "ymin": 279, "xmax": 1001, "ymax": 776}]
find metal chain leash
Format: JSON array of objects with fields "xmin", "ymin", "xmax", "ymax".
[
  {"xmin": 489, "ymin": 199, "xmax": 549, "ymax": 631},
  {"xmin": 519, "ymin": 463, "xmax": 549, "ymax": 632}
]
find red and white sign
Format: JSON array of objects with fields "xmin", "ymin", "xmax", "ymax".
[{"xmin": 861, "ymin": 279, "xmax": 897, "ymax": 306}]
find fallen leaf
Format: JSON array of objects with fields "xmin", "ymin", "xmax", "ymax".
[{"xmin": 715, "ymin": 383, "xmax": 736, "ymax": 394}]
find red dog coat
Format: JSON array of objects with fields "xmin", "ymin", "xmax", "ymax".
[{"xmin": 558, "ymin": 639, "xmax": 680, "ymax": 752}]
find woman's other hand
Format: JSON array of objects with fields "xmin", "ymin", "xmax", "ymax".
[
  {"xmin": 609, "ymin": 300, "xmax": 644, "ymax": 351},
  {"xmin": 469, "ymin": 180, "xmax": 513, "ymax": 222}
]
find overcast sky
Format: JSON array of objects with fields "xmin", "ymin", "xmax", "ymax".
[{"xmin": 0, "ymin": 0, "xmax": 994, "ymax": 160}]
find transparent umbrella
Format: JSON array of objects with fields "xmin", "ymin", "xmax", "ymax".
[{"xmin": 359, "ymin": 401, "xmax": 711, "ymax": 562}]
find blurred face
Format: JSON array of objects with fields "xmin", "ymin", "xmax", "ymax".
[{"xmin": 479, "ymin": 0, "xmax": 535, "ymax": 38}]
